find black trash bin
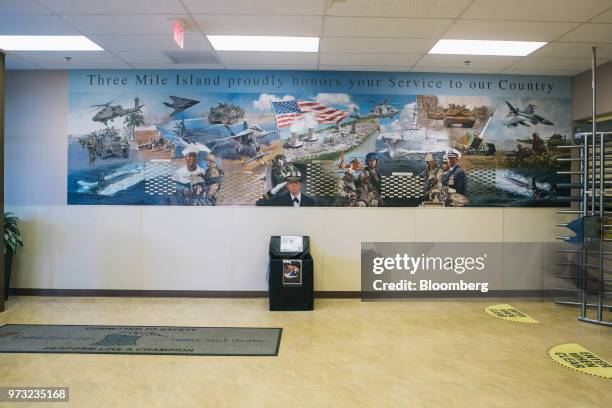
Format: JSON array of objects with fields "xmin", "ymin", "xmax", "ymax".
[{"xmin": 268, "ymin": 235, "xmax": 314, "ymax": 311}]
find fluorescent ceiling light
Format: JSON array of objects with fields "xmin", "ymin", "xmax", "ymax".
[
  {"xmin": 429, "ymin": 39, "xmax": 546, "ymax": 56},
  {"xmin": 207, "ymin": 35, "xmax": 319, "ymax": 52},
  {"xmin": 0, "ymin": 36, "xmax": 103, "ymax": 51}
]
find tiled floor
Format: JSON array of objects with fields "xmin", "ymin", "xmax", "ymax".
[{"xmin": 0, "ymin": 296, "xmax": 611, "ymax": 407}]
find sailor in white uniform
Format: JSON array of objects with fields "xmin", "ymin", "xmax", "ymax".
[
  {"xmin": 169, "ymin": 145, "xmax": 212, "ymax": 205},
  {"xmin": 172, "ymin": 145, "xmax": 205, "ymax": 186}
]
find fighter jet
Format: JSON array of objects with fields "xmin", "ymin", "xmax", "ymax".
[
  {"xmin": 163, "ymin": 96, "xmax": 200, "ymax": 116},
  {"xmin": 92, "ymin": 98, "xmax": 144, "ymax": 126},
  {"xmin": 172, "ymin": 120, "xmax": 279, "ymax": 159},
  {"xmin": 504, "ymin": 101, "xmax": 554, "ymax": 128},
  {"xmin": 205, "ymin": 122, "xmax": 280, "ymax": 157}
]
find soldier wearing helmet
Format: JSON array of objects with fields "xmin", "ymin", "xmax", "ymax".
[
  {"xmin": 204, "ymin": 153, "xmax": 224, "ymax": 205},
  {"xmin": 336, "ymin": 167, "xmax": 359, "ymax": 207},
  {"xmin": 423, "ymin": 153, "xmax": 444, "ymax": 201},
  {"xmin": 358, "ymin": 152, "xmax": 383, "ymax": 206}
]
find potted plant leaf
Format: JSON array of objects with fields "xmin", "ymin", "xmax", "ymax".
[{"xmin": 4, "ymin": 212, "xmax": 23, "ymax": 300}]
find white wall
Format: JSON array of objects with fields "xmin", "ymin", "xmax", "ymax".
[{"xmin": 5, "ymin": 71, "xmax": 569, "ymax": 292}]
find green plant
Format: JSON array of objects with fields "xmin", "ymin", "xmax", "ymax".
[{"xmin": 4, "ymin": 212, "xmax": 23, "ymax": 255}]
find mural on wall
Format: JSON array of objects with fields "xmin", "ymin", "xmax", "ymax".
[{"xmin": 68, "ymin": 70, "xmax": 573, "ymax": 207}]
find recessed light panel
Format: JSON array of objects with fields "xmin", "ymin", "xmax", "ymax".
[
  {"xmin": 0, "ymin": 36, "xmax": 103, "ymax": 51},
  {"xmin": 429, "ymin": 40, "xmax": 546, "ymax": 56}
]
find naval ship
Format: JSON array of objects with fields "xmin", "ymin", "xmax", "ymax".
[{"xmin": 381, "ymin": 108, "xmax": 439, "ymax": 156}]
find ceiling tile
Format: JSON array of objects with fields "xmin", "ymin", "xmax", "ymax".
[
  {"xmin": 461, "ymin": 0, "xmax": 612, "ymax": 22},
  {"xmin": 319, "ymin": 65, "xmax": 412, "ymax": 72},
  {"xmin": 499, "ymin": 68, "xmax": 580, "ymax": 76},
  {"xmin": 592, "ymin": 8, "xmax": 612, "ymax": 22},
  {"xmin": 4, "ymin": 54, "xmax": 40, "ymax": 69},
  {"xmin": 0, "ymin": 14, "xmax": 80, "ymax": 35},
  {"xmin": 224, "ymin": 64, "xmax": 318, "ymax": 70},
  {"xmin": 324, "ymin": 17, "xmax": 453, "ymax": 38},
  {"xmin": 509, "ymin": 56, "xmax": 610, "ymax": 71},
  {"xmin": 445, "ymin": 20, "xmax": 580, "ymax": 41},
  {"xmin": 112, "ymin": 51, "xmax": 173, "ymax": 64},
  {"xmin": 182, "ymin": 0, "xmax": 326, "ymax": 15},
  {"xmin": 8, "ymin": 50, "xmax": 127, "ymax": 65},
  {"xmin": 89, "ymin": 35, "xmax": 212, "ymax": 52},
  {"xmin": 38, "ymin": 0, "xmax": 186, "ymax": 14},
  {"xmin": 0, "ymin": 0, "xmax": 51, "ymax": 14},
  {"xmin": 61, "ymin": 14, "xmax": 195, "ymax": 36},
  {"xmin": 557, "ymin": 23, "xmax": 612, "ymax": 43},
  {"xmin": 320, "ymin": 37, "xmax": 436, "ymax": 54},
  {"xmin": 415, "ymin": 54, "xmax": 521, "ymax": 69},
  {"xmin": 325, "ymin": 0, "xmax": 472, "ymax": 18},
  {"xmin": 412, "ymin": 67, "xmax": 501, "ymax": 74},
  {"xmin": 531, "ymin": 42, "xmax": 612, "ymax": 58},
  {"xmin": 216, "ymin": 51, "xmax": 319, "ymax": 65},
  {"xmin": 194, "ymin": 15, "xmax": 323, "ymax": 36},
  {"xmin": 320, "ymin": 52, "xmax": 421, "ymax": 67},
  {"xmin": 36, "ymin": 61, "xmax": 131, "ymax": 69},
  {"xmin": 129, "ymin": 63, "xmax": 223, "ymax": 69}
]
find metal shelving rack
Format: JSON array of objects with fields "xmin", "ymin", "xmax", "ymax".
[{"xmin": 554, "ymin": 47, "xmax": 612, "ymax": 327}]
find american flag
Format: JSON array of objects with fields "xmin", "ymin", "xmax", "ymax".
[{"xmin": 271, "ymin": 100, "xmax": 348, "ymax": 128}]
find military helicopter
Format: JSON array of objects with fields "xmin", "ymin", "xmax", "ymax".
[
  {"xmin": 91, "ymin": 97, "xmax": 144, "ymax": 126},
  {"xmin": 351, "ymin": 98, "xmax": 399, "ymax": 120}
]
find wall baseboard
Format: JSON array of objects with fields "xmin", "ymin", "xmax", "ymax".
[{"xmin": 10, "ymin": 288, "xmax": 550, "ymax": 299}]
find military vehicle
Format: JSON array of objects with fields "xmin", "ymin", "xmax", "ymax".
[
  {"xmin": 546, "ymin": 133, "xmax": 570, "ymax": 152},
  {"xmin": 428, "ymin": 104, "xmax": 476, "ymax": 128},
  {"xmin": 463, "ymin": 106, "xmax": 497, "ymax": 155},
  {"xmin": 208, "ymin": 102, "xmax": 245, "ymax": 124},
  {"xmin": 93, "ymin": 128, "xmax": 130, "ymax": 159},
  {"xmin": 91, "ymin": 98, "xmax": 144, "ymax": 126}
]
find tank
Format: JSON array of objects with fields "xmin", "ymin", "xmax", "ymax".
[
  {"xmin": 441, "ymin": 104, "xmax": 476, "ymax": 128},
  {"xmin": 208, "ymin": 102, "xmax": 245, "ymax": 124},
  {"xmin": 427, "ymin": 104, "xmax": 476, "ymax": 127}
]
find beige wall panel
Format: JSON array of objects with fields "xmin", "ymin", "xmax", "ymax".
[
  {"xmin": 414, "ymin": 208, "xmax": 503, "ymax": 242},
  {"xmin": 503, "ymin": 208, "xmax": 574, "ymax": 242},
  {"xmin": 140, "ymin": 206, "xmax": 232, "ymax": 290},
  {"xmin": 319, "ymin": 208, "xmax": 416, "ymax": 291},
  {"xmin": 50, "ymin": 206, "xmax": 142, "ymax": 289}
]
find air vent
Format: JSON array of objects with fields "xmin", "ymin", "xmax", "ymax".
[{"xmin": 163, "ymin": 51, "xmax": 220, "ymax": 65}]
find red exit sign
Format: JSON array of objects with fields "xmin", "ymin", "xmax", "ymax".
[{"xmin": 173, "ymin": 21, "xmax": 184, "ymax": 49}]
